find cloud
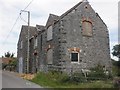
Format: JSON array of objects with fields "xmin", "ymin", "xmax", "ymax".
[
  {"xmin": 90, "ymin": 2, "xmax": 118, "ymax": 29},
  {"xmin": 0, "ymin": 0, "xmax": 119, "ymax": 57}
]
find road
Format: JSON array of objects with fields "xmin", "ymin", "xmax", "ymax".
[{"xmin": 2, "ymin": 71, "xmax": 42, "ymax": 88}]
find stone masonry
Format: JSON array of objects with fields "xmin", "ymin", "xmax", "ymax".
[{"xmin": 17, "ymin": 1, "xmax": 111, "ymax": 74}]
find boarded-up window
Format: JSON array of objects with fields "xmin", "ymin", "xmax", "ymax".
[
  {"xmin": 40, "ymin": 35, "xmax": 42, "ymax": 51},
  {"xmin": 34, "ymin": 37, "xmax": 38, "ymax": 49},
  {"xmin": 47, "ymin": 49, "xmax": 53, "ymax": 64},
  {"xmin": 82, "ymin": 21, "xmax": 92, "ymax": 36},
  {"xmin": 47, "ymin": 26, "xmax": 53, "ymax": 41},
  {"xmin": 19, "ymin": 57, "xmax": 23, "ymax": 73}
]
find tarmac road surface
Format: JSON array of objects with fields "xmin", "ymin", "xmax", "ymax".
[{"xmin": 2, "ymin": 71, "xmax": 42, "ymax": 88}]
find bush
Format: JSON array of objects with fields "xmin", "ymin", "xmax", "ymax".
[
  {"xmin": 117, "ymin": 67, "xmax": 120, "ymax": 76},
  {"xmin": 87, "ymin": 64, "xmax": 110, "ymax": 81},
  {"xmin": 31, "ymin": 71, "xmax": 113, "ymax": 88},
  {"xmin": 112, "ymin": 60, "xmax": 120, "ymax": 77},
  {"xmin": 2, "ymin": 63, "xmax": 7, "ymax": 70},
  {"xmin": 113, "ymin": 77, "xmax": 120, "ymax": 88},
  {"xmin": 60, "ymin": 72, "xmax": 86, "ymax": 84}
]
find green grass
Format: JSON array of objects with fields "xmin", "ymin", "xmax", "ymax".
[{"xmin": 31, "ymin": 71, "xmax": 113, "ymax": 88}]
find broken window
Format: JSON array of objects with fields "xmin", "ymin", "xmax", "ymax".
[
  {"xmin": 71, "ymin": 53, "xmax": 79, "ymax": 62},
  {"xmin": 82, "ymin": 21, "xmax": 92, "ymax": 36},
  {"xmin": 47, "ymin": 26, "xmax": 53, "ymax": 41}
]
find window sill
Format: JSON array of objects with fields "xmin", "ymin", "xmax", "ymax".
[
  {"xmin": 47, "ymin": 39, "xmax": 53, "ymax": 42},
  {"xmin": 71, "ymin": 62, "xmax": 80, "ymax": 64}
]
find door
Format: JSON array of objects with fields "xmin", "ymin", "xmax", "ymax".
[{"xmin": 19, "ymin": 57, "xmax": 23, "ymax": 74}]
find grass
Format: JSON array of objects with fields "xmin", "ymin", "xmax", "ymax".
[{"xmin": 31, "ymin": 71, "xmax": 113, "ymax": 88}]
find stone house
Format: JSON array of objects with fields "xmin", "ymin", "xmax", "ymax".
[
  {"xmin": 17, "ymin": 25, "xmax": 37, "ymax": 73},
  {"xmin": 17, "ymin": 0, "xmax": 111, "ymax": 74}
]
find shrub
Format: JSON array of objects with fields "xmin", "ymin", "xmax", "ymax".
[
  {"xmin": 60, "ymin": 72, "xmax": 86, "ymax": 84},
  {"xmin": 31, "ymin": 71, "xmax": 113, "ymax": 88},
  {"xmin": 113, "ymin": 77, "xmax": 120, "ymax": 88},
  {"xmin": 87, "ymin": 64, "xmax": 110, "ymax": 81}
]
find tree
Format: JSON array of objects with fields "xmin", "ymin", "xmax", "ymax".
[
  {"xmin": 4, "ymin": 51, "xmax": 15, "ymax": 58},
  {"xmin": 11, "ymin": 53, "xmax": 14, "ymax": 58},
  {"xmin": 2, "ymin": 52, "xmax": 16, "ymax": 71},
  {"xmin": 112, "ymin": 44, "xmax": 120, "ymax": 76},
  {"xmin": 112, "ymin": 44, "xmax": 120, "ymax": 60},
  {"xmin": 9, "ymin": 58, "xmax": 17, "ymax": 71}
]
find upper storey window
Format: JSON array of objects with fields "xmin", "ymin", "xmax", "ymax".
[
  {"xmin": 47, "ymin": 26, "xmax": 53, "ymax": 41},
  {"xmin": 34, "ymin": 37, "xmax": 38, "ymax": 49},
  {"xmin": 82, "ymin": 20, "xmax": 92, "ymax": 36}
]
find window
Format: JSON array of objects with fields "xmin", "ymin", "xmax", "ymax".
[
  {"xmin": 19, "ymin": 57, "xmax": 23, "ymax": 73},
  {"xmin": 20, "ymin": 41, "xmax": 23, "ymax": 49},
  {"xmin": 82, "ymin": 21, "xmax": 92, "ymax": 36},
  {"xmin": 47, "ymin": 26, "xmax": 53, "ymax": 41},
  {"xmin": 40, "ymin": 35, "xmax": 42, "ymax": 51},
  {"xmin": 34, "ymin": 37, "xmax": 38, "ymax": 49},
  {"xmin": 47, "ymin": 49, "xmax": 53, "ymax": 64},
  {"xmin": 71, "ymin": 53, "xmax": 79, "ymax": 62}
]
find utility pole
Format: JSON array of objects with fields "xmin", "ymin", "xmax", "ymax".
[{"xmin": 20, "ymin": 10, "xmax": 30, "ymax": 74}]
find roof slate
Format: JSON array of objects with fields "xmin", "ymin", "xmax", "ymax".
[
  {"xmin": 46, "ymin": 14, "xmax": 59, "ymax": 28},
  {"xmin": 60, "ymin": 1, "xmax": 82, "ymax": 19}
]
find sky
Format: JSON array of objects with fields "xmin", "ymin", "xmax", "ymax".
[{"xmin": 0, "ymin": 0, "xmax": 119, "ymax": 60}]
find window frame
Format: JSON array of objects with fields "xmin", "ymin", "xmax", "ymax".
[
  {"xmin": 71, "ymin": 51, "xmax": 79, "ymax": 63},
  {"xmin": 47, "ymin": 25, "xmax": 53, "ymax": 41}
]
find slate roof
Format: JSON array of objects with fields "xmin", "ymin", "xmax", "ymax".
[
  {"xmin": 22, "ymin": 25, "xmax": 36, "ymax": 36},
  {"xmin": 52, "ymin": 1, "xmax": 106, "ymax": 27},
  {"xmin": 19, "ymin": 0, "xmax": 107, "ymax": 42},
  {"xmin": 46, "ymin": 14, "xmax": 59, "ymax": 28},
  {"xmin": 60, "ymin": 1, "xmax": 82, "ymax": 19},
  {"xmin": 18, "ymin": 25, "xmax": 37, "ymax": 42},
  {"xmin": 52, "ymin": 1, "xmax": 83, "ymax": 24},
  {"xmin": 36, "ymin": 25, "xmax": 45, "ymax": 32}
]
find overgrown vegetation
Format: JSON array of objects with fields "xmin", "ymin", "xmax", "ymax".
[
  {"xmin": 111, "ymin": 59, "xmax": 120, "ymax": 76},
  {"xmin": 31, "ymin": 44, "xmax": 120, "ymax": 88},
  {"xmin": 2, "ymin": 58, "xmax": 17, "ymax": 71},
  {"xmin": 31, "ymin": 65, "xmax": 113, "ymax": 88},
  {"xmin": 87, "ymin": 64, "xmax": 112, "ymax": 81},
  {"xmin": 2, "ymin": 51, "xmax": 17, "ymax": 71},
  {"xmin": 112, "ymin": 44, "xmax": 120, "ymax": 76},
  {"xmin": 111, "ymin": 59, "xmax": 120, "ymax": 88},
  {"xmin": 111, "ymin": 44, "xmax": 120, "ymax": 88}
]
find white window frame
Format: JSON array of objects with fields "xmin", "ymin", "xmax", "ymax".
[
  {"xmin": 47, "ymin": 26, "xmax": 53, "ymax": 41},
  {"xmin": 71, "ymin": 52, "xmax": 80, "ymax": 63}
]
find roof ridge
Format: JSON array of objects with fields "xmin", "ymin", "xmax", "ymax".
[
  {"xmin": 60, "ymin": 1, "xmax": 83, "ymax": 19},
  {"xmin": 49, "ymin": 13, "xmax": 59, "ymax": 17}
]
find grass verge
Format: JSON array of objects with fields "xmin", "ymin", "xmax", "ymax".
[{"xmin": 30, "ymin": 71, "xmax": 113, "ymax": 88}]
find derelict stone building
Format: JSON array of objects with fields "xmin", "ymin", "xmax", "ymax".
[{"xmin": 17, "ymin": 0, "xmax": 111, "ymax": 74}]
